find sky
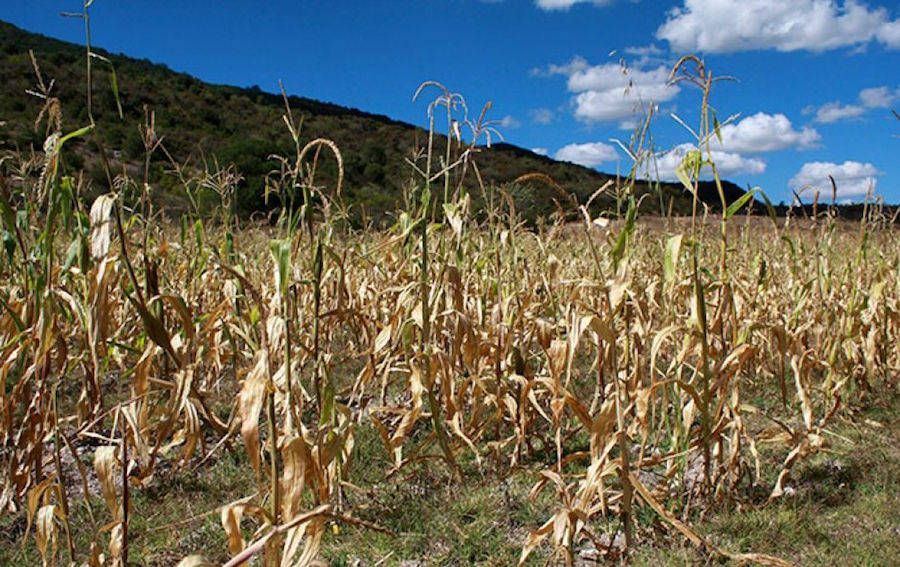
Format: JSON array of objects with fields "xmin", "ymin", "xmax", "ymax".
[{"xmin": 3, "ymin": 0, "xmax": 899, "ymax": 204}]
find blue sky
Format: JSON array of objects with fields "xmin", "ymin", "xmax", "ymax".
[{"xmin": 3, "ymin": 0, "xmax": 898, "ymax": 203}]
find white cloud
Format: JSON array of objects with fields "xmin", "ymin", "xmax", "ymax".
[
  {"xmin": 657, "ymin": 0, "xmax": 900, "ymax": 53},
  {"xmin": 529, "ymin": 108, "xmax": 555, "ymax": 124},
  {"xmin": 859, "ymin": 86, "xmax": 900, "ymax": 108},
  {"xmin": 573, "ymin": 88, "xmax": 663, "ymax": 123},
  {"xmin": 813, "ymin": 102, "xmax": 867, "ymax": 123},
  {"xmin": 566, "ymin": 62, "xmax": 669, "ymax": 94},
  {"xmin": 715, "ymin": 112, "xmax": 820, "ymax": 152},
  {"xmin": 541, "ymin": 58, "xmax": 680, "ymax": 124},
  {"xmin": 624, "ymin": 44, "xmax": 665, "ymax": 57},
  {"xmin": 808, "ymin": 86, "xmax": 899, "ymax": 123},
  {"xmin": 497, "ymin": 115, "xmax": 521, "ymax": 129},
  {"xmin": 535, "ymin": 0, "xmax": 613, "ymax": 10},
  {"xmin": 878, "ymin": 18, "xmax": 900, "ymax": 48},
  {"xmin": 789, "ymin": 160, "xmax": 881, "ymax": 197},
  {"xmin": 532, "ymin": 55, "xmax": 590, "ymax": 77},
  {"xmin": 651, "ymin": 143, "xmax": 766, "ymax": 181},
  {"xmin": 554, "ymin": 142, "xmax": 619, "ymax": 167},
  {"xmin": 531, "ymin": 147, "xmax": 549, "ymax": 156},
  {"xmin": 707, "ymin": 150, "xmax": 768, "ymax": 176}
]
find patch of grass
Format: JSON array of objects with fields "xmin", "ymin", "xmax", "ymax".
[
  {"xmin": 322, "ymin": 468, "xmax": 556, "ymax": 566},
  {"xmin": 633, "ymin": 398, "xmax": 900, "ymax": 567},
  {"xmin": 0, "ymin": 450, "xmax": 256, "ymax": 566},
  {"xmin": 2, "ymin": 382, "xmax": 894, "ymax": 567}
]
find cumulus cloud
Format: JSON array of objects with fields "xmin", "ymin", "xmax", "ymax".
[
  {"xmin": 540, "ymin": 57, "xmax": 680, "ymax": 124},
  {"xmin": 807, "ymin": 85, "xmax": 899, "ymax": 123},
  {"xmin": 566, "ymin": 62, "xmax": 668, "ymax": 94},
  {"xmin": 554, "ymin": 142, "xmax": 619, "ymax": 167},
  {"xmin": 535, "ymin": 0, "xmax": 613, "ymax": 10},
  {"xmin": 531, "ymin": 147, "xmax": 549, "ymax": 156},
  {"xmin": 715, "ymin": 112, "xmax": 820, "ymax": 152},
  {"xmin": 789, "ymin": 160, "xmax": 881, "ymax": 197},
  {"xmin": 529, "ymin": 108, "xmax": 556, "ymax": 124},
  {"xmin": 657, "ymin": 0, "xmax": 900, "ymax": 53},
  {"xmin": 651, "ymin": 143, "xmax": 766, "ymax": 181}
]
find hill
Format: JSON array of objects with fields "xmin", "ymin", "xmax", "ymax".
[{"xmin": 0, "ymin": 20, "xmax": 749, "ymax": 222}]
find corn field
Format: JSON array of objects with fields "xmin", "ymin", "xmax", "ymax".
[{"xmin": 0, "ymin": 45, "xmax": 898, "ymax": 567}]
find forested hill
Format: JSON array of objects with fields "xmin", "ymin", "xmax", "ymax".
[{"xmin": 0, "ymin": 20, "xmax": 750, "ymax": 221}]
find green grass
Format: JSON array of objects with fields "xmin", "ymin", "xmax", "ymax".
[
  {"xmin": 3, "ymin": 393, "xmax": 895, "ymax": 566},
  {"xmin": 0, "ymin": 450, "xmax": 256, "ymax": 566},
  {"xmin": 322, "ymin": 473, "xmax": 552, "ymax": 566},
  {"xmin": 634, "ymin": 394, "xmax": 900, "ymax": 567}
]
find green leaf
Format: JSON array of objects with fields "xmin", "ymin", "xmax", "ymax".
[
  {"xmin": 223, "ymin": 230, "xmax": 235, "ymax": 262},
  {"xmin": 108, "ymin": 65, "xmax": 124, "ymax": 119},
  {"xmin": 664, "ymin": 234, "xmax": 683, "ymax": 284},
  {"xmin": 319, "ymin": 377, "xmax": 335, "ymax": 427},
  {"xmin": 611, "ymin": 196, "xmax": 637, "ymax": 271},
  {"xmin": 126, "ymin": 290, "xmax": 178, "ymax": 365},
  {"xmin": 712, "ymin": 111, "xmax": 723, "ymax": 144},
  {"xmin": 756, "ymin": 256, "xmax": 768, "ymax": 287},
  {"xmin": 756, "ymin": 189, "xmax": 779, "ymax": 227},
  {"xmin": 725, "ymin": 188, "xmax": 759, "ymax": 219},
  {"xmin": 63, "ymin": 239, "xmax": 80, "ymax": 270},
  {"xmin": 313, "ymin": 238, "xmax": 324, "ymax": 287},
  {"xmin": 89, "ymin": 52, "xmax": 124, "ymax": 119},
  {"xmin": 58, "ymin": 124, "xmax": 94, "ymax": 148},
  {"xmin": 193, "ymin": 219, "xmax": 208, "ymax": 272},
  {"xmin": 675, "ymin": 149, "xmax": 702, "ymax": 195},
  {"xmin": 193, "ymin": 218, "xmax": 204, "ymax": 250},
  {"xmin": 269, "ymin": 238, "xmax": 292, "ymax": 297}
]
